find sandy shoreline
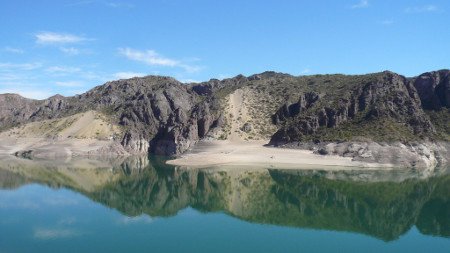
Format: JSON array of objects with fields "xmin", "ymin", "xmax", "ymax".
[{"xmin": 166, "ymin": 140, "xmax": 394, "ymax": 169}]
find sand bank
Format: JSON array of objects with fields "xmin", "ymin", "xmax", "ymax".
[{"xmin": 166, "ymin": 140, "xmax": 394, "ymax": 169}]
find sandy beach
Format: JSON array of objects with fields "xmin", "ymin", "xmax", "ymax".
[{"xmin": 166, "ymin": 140, "xmax": 393, "ymax": 169}]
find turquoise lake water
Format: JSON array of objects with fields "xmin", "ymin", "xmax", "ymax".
[{"xmin": 0, "ymin": 157, "xmax": 449, "ymax": 252}]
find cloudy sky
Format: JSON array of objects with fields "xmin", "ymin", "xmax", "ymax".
[{"xmin": 0, "ymin": 0, "xmax": 449, "ymax": 99}]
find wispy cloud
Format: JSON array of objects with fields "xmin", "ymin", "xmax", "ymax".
[
  {"xmin": 3, "ymin": 47, "xmax": 25, "ymax": 54},
  {"xmin": 0, "ymin": 62, "xmax": 42, "ymax": 71},
  {"xmin": 113, "ymin": 71, "xmax": 146, "ymax": 79},
  {"xmin": 405, "ymin": 5, "xmax": 439, "ymax": 13},
  {"xmin": 66, "ymin": 0, "xmax": 134, "ymax": 8},
  {"xmin": 59, "ymin": 47, "xmax": 81, "ymax": 55},
  {"xmin": 118, "ymin": 47, "xmax": 202, "ymax": 73},
  {"xmin": 0, "ymin": 73, "xmax": 24, "ymax": 82},
  {"xmin": 351, "ymin": 0, "xmax": 369, "ymax": 9},
  {"xmin": 35, "ymin": 32, "xmax": 91, "ymax": 44},
  {"xmin": 379, "ymin": 19, "xmax": 394, "ymax": 25},
  {"xmin": 46, "ymin": 66, "xmax": 81, "ymax": 74},
  {"xmin": 66, "ymin": 0, "xmax": 95, "ymax": 6},
  {"xmin": 300, "ymin": 68, "xmax": 311, "ymax": 74},
  {"xmin": 55, "ymin": 81, "xmax": 85, "ymax": 87},
  {"xmin": 118, "ymin": 48, "xmax": 178, "ymax": 67},
  {"xmin": 106, "ymin": 2, "xmax": 135, "ymax": 8}
]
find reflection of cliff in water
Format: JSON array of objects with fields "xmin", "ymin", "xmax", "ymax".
[{"xmin": 0, "ymin": 155, "xmax": 449, "ymax": 241}]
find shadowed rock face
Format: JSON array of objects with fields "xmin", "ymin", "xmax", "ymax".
[
  {"xmin": 413, "ymin": 70, "xmax": 450, "ymax": 110},
  {"xmin": 0, "ymin": 157, "xmax": 449, "ymax": 241},
  {"xmin": 0, "ymin": 70, "xmax": 449, "ymax": 156}
]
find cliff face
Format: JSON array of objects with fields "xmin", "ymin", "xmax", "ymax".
[
  {"xmin": 0, "ymin": 70, "xmax": 449, "ymax": 156},
  {"xmin": 269, "ymin": 71, "xmax": 443, "ymax": 144},
  {"xmin": 413, "ymin": 70, "xmax": 450, "ymax": 110},
  {"xmin": 0, "ymin": 77, "xmax": 221, "ymax": 155},
  {"xmin": 80, "ymin": 77, "xmax": 218, "ymax": 155}
]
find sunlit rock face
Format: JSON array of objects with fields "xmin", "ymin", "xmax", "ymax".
[{"xmin": 0, "ymin": 70, "xmax": 449, "ymax": 158}]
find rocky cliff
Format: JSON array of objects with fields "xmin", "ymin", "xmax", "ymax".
[{"xmin": 0, "ymin": 70, "xmax": 449, "ymax": 159}]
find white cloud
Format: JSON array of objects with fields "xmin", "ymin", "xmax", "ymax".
[
  {"xmin": 78, "ymin": 71, "xmax": 108, "ymax": 82},
  {"xmin": 46, "ymin": 66, "xmax": 81, "ymax": 74},
  {"xmin": 0, "ymin": 62, "xmax": 42, "ymax": 71},
  {"xmin": 66, "ymin": 0, "xmax": 134, "ymax": 8},
  {"xmin": 35, "ymin": 32, "xmax": 90, "ymax": 44},
  {"xmin": 118, "ymin": 47, "xmax": 178, "ymax": 67},
  {"xmin": 300, "ymin": 68, "xmax": 311, "ymax": 74},
  {"xmin": 3, "ymin": 47, "xmax": 24, "ymax": 54},
  {"xmin": 59, "ymin": 47, "xmax": 81, "ymax": 55},
  {"xmin": 380, "ymin": 19, "xmax": 394, "ymax": 25},
  {"xmin": 217, "ymin": 74, "xmax": 231, "ymax": 79},
  {"xmin": 106, "ymin": 2, "xmax": 134, "ymax": 8},
  {"xmin": 0, "ymin": 73, "xmax": 26, "ymax": 82},
  {"xmin": 180, "ymin": 64, "xmax": 202, "ymax": 73},
  {"xmin": 405, "ymin": 5, "xmax": 439, "ymax": 13},
  {"xmin": 66, "ymin": 0, "xmax": 94, "ymax": 6},
  {"xmin": 118, "ymin": 47, "xmax": 202, "ymax": 72},
  {"xmin": 55, "ymin": 81, "xmax": 85, "ymax": 87},
  {"xmin": 351, "ymin": 0, "xmax": 369, "ymax": 9},
  {"xmin": 113, "ymin": 71, "xmax": 146, "ymax": 79}
]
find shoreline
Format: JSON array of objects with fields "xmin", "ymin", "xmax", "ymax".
[
  {"xmin": 0, "ymin": 135, "xmax": 447, "ymax": 170},
  {"xmin": 166, "ymin": 140, "xmax": 395, "ymax": 169}
]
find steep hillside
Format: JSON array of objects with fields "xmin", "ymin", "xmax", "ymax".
[
  {"xmin": 1, "ymin": 110, "xmax": 121, "ymax": 140},
  {"xmin": 268, "ymin": 71, "xmax": 441, "ymax": 144},
  {"xmin": 0, "ymin": 70, "xmax": 448, "ymax": 160}
]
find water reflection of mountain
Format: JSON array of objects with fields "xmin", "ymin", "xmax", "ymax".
[{"xmin": 0, "ymin": 155, "xmax": 449, "ymax": 241}]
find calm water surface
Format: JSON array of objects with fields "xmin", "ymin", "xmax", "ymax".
[{"xmin": 0, "ymin": 156, "xmax": 449, "ymax": 253}]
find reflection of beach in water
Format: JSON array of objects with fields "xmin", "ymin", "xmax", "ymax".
[{"xmin": 0, "ymin": 155, "xmax": 449, "ymax": 241}]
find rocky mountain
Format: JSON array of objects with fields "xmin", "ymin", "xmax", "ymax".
[
  {"xmin": 269, "ymin": 70, "xmax": 449, "ymax": 144},
  {"xmin": 0, "ymin": 69, "xmax": 449, "ymax": 158}
]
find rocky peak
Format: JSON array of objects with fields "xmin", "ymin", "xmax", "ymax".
[{"xmin": 248, "ymin": 71, "xmax": 292, "ymax": 81}]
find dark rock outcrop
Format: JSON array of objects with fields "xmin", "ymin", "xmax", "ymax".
[
  {"xmin": 272, "ymin": 91, "xmax": 320, "ymax": 124},
  {"xmin": 412, "ymin": 70, "xmax": 450, "ymax": 110}
]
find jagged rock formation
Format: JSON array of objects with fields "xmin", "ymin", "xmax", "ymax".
[
  {"xmin": 0, "ymin": 77, "xmax": 223, "ymax": 155},
  {"xmin": 269, "ymin": 71, "xmax": 440, "ymax": 144},
  {"xmin": 0, "ymin": 70, "xmax": 449, "ymax": 159}
]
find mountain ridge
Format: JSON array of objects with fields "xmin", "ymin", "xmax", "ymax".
[{"xmin": 0, "ymin": 69, "xmax": 449, "ymax": 167}]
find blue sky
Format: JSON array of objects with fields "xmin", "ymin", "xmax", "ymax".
[{"xmin": 0, "ymin": 0, "xmax": 449, "ymax": 99}]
